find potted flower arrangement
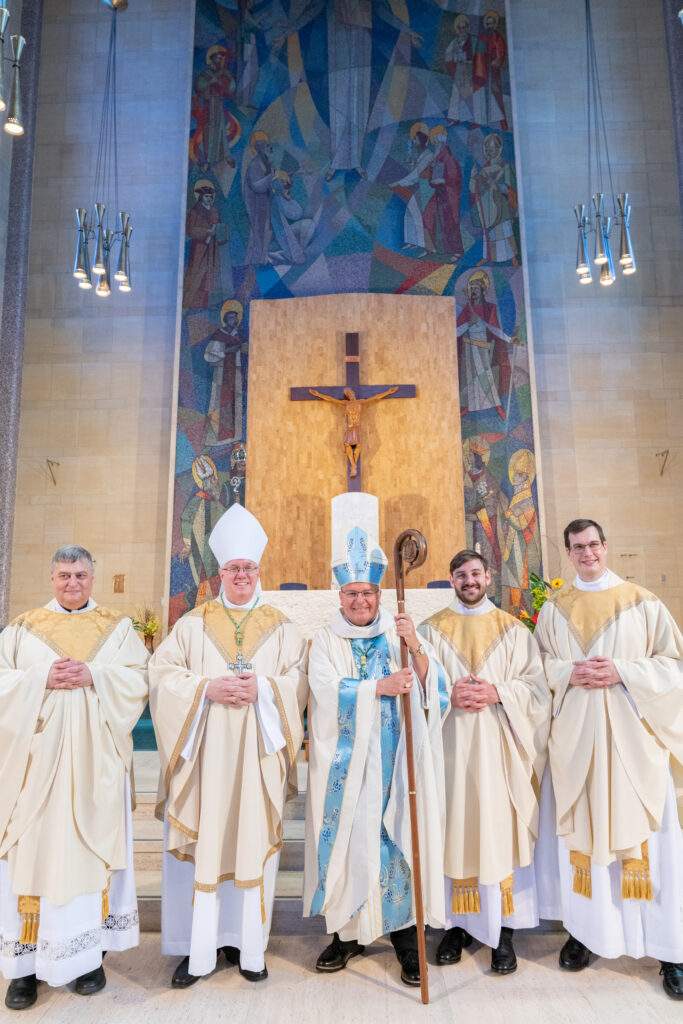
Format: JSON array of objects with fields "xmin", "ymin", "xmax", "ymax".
[
  {"xmin": 519, "ymin": 573, "xmax": 564, "ymax": 632},
  {"xmin": 132, "ymin": 607, "xmax": 161, "ymax": 653}
]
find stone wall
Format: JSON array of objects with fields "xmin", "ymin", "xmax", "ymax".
[
  {"xmin": 510, "ymin": 0, "xmax": 683, "ymax": 620},
  {"xmin": 8, "ymin": 0, "xmax": 194, "ymax": 618}
]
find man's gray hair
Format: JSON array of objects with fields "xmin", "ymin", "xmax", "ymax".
[{"xmin": 51, "ymin": 545, "xmax": 94, "ymax": 570}]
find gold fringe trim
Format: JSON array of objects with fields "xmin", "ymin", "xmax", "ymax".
[
  {"xmin": 451, "ymin": 877, "xmax": 480, "ymax": 914},
  {"xmin": 622, "ymin": 841, "xmax": 653, "ymax": 901},
  {"xmin": 102, "ymin": 884, "xmax": 110, "ymax": 922},
  {"xmin": 570, "ymin": 850, "xmax": 592, "ymax": 898},
  {"xmin": 500, "ymin": 874, "xmax": 515, "ymax": 917},
  {"xmin": 18, "ymin": 895, "xmax": 40, "ymax": 944}
]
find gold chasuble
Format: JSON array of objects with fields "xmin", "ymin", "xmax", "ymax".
[
  {"xmin": 535, "ymin": 579, "xmax": 683, "ymax": 902},
  {"xmin": 0, "ymin": 606, "xmax": 149, "ymax": 939},
  {"xmin": 149, "ymin": 599, "xmax": 308, "ymax": 895},
  {"xmin": 420, "ymin": 603, "xmax": 551, "ymax": 916}
]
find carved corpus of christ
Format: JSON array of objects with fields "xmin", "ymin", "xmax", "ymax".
[{"xmin": 307, "ymin": 385, "xmax": 399, "ymax": 478}]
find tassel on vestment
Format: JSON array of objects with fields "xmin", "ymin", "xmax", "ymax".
[
  {"xmin": 18, "ymin": 895, "xmax": 40, "ymax": 945},
  {"xmin": 621, "ymin": 842, "xmax": 653, "ymax": 901}
]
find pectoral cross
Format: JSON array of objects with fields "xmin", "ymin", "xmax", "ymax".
[
  {"xmin": 290, "ymin": 332, "xmax": 416, "ymax": 491},
  {"xmin": 227, "ymin": 650, "xmax": 253, "ymax": 674}
]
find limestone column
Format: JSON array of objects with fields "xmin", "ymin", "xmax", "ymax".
[
  {"xmin": 663, "ymin": 0, "xmax": 683, "ymax": 215},
  {"xmin": 0, "ymin": 0, "xmax": 42, "ymax": 623}
]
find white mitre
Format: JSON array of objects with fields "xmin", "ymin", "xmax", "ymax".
[{"xmin": 208, "ymin": 503, "xmax": 268, "ymax": 567}]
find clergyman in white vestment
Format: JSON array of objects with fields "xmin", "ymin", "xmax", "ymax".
[
  {"xmin": 0, "ymin": 545, "xmax": 148, "ymax": 1011},
  {"xmin": 304, "ymin": 525, "xmax": 447, "ymax": 989},
  {"xmin": 534, "ymin": 518, "xmax": 683, "ymax": 1002},
  {"xmin": 419, "ymin": 548, "xmax": 551, "ymax": 975},
  {"xmin": 149, "ymin": 504, "xmax": 308, "ymax": 988}
]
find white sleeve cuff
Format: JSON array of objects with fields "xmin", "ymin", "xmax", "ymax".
[
  {"xmin": 181, "ymin": 682, "xmax": 209, "ymax": 761},
  {"xmin": 255, "ymin": 675, "xmax": 286, "ymax": 755}
]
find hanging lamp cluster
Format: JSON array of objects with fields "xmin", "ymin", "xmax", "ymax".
[
  {"xmin": 0, "ymin": 7, "xmax": 27, "ymax": 137},
  {"xmin": 573, "ymin": 0, "xmax": 635, "ymax": 287},
  {"xmin": 73, "ymin": 1, "xmax": 132, "ymax": 297}
]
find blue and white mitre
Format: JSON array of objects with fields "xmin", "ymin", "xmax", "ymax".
[{"xmin": 332, "ymin": 526, "xmax": 388, "ymax": 587}]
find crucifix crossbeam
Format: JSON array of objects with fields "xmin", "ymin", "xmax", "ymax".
[{"xmin": 290, "ymin": 332, "xmax": 416, "ymax": 491}]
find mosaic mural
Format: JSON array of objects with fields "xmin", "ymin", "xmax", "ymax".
[{"xmin": 170, "ymin": 0, "xmax": 541, "ymax": 623}]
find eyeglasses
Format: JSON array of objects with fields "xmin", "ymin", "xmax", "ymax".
[
  {"xmin": 340, "ymin": 589, "xmax": 378, "ymax": 601},
  {"xmin": 569, "ymin": 541, "xmax": 603, "ymax": 553},
  {"xmin": 222, "ymin": 564, "xmax": 259, "ymax": 576}
]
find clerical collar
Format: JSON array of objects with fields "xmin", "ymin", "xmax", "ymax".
[
  {"xmin": 450, "ymin": 596, "xmax": 495, "ymax": 616},
  {"xmin": 219, "ymin": 582, "xmax": 262, "ymax": 611},
  {"xmin": 330, "ymin": 607, "xmax": 395, "ymax": 640},
  {"xmin": 46, "ymin": 598, "xmax": 96, "ymax": 614},
  {"xmin": 574, "ymin": 569, "xmax": 622, "ymax": 592}
]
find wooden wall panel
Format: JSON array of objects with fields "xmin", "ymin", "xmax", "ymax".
[{"xmin": 247, "ymin": 294, "xmax": 464, "ymax": 589}]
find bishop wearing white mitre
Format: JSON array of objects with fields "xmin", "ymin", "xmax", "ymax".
[
  {"xmin": 0, "ymin": 545, "xmax": 148, "ymax": 1010},
  {"xmin": 535, "ymin": 518, "xmax": 683, "ymax": 1001},
  {"xmin": 149, "ymin": 504, "xmax": 308, "ymax": 987},
  {"xmin": 305, "ymin": 526, "xmax": 448, "ymax": 988}
]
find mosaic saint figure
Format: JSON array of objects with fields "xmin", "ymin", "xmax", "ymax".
[
  {"xmin": 470, "ymin": 134, "xmax": 519, "ymax": 264},
  {"xmin": 463, "ymin": 436, "xmax": 503, "ymax": 573},
  {"xmin": 472, "ymin": 10, "xmax": 508, "ymax": 129},
  {"xmin": 423, "ymin": 125, "xmax": 463, "ymax": 261},
  {"xmin": 498, "ymin": 449, "xmax": 540, "ymax": 611},
  {"xmin": 191, "ymin": 43, "xmax": 241, "ymax": 195},
  {"xmin": 390, "ymin": 122, "xmax": 435, "ymax": 255},
  {"xmin": 445, "ymin": 13, "xmax": 475, "ymax": 124},
  {"xmin": 183, "ymin": 180, "xmax": 227, "ymax": 311},
  {"xmin": 456, "ymin": 270, "xmax": 512, "ymax": 418},
  {"xmin": 270, "ymin": 171, "xmax": 319, "ymax": 265},
  {"xmin": 179, "ymin": 455, "xmax": 228, "ymax": 603},
  {"xmin": 204, "ymin": 299, "xmax": 246, "ymax": 445},
  {"xmin": 305, "ymin": 527, "xmax": 447, "ymax": 988},
  {"xmin": 243, "ymin": 131, "xmax": 275, "ymax": 265}
]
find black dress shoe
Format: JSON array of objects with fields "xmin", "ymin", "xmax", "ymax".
[
  {"xmin": 221, "ymin": 945, "xmax": 268, "ymax": 982},
  {"xmin": 5, "ymin": 975, "xmax": 38, "ymax": 1010},
  {"xmin": 559, "ymin": 935, "xmax": 590, "ymax": 971},
  {"xmin": 436, "ymin": 927, "xmax": 473, "ymax": 966},
  {"xmin": 171, "ymin": 956, "xmax": 200, "ymax": 988},
  {"xmin": 316, "ymin": 933, "xmax": 365, "ymax": 973},
  {"xmin": 396, "ymin": 948, "xmax": 421, "ymax": 987},
  {"xmin": 74, "ymin": 965, "xmax": 106, "ymax": 996},
  {"xmin": 491, "ymin": 927, "xmax": 517, "ymax": 975},
  {"xmin": 661, "ymin": 962, "xmax": 683, "ymax": 1000}
]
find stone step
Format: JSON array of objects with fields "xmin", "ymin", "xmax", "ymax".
[{"xmin": 135, "ymin": 868, "xmax": 304, "ymax": 901}]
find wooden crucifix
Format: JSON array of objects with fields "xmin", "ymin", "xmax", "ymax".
[{"xmin": 290, "ymin": 332, "xmax": 417, "ymax": 491}]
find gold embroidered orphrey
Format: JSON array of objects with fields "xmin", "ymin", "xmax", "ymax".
[
  {"xmin": 423, "ymin": 605, "xmax": 523, "ymax": 676},
  {"xmin": 548, "ymin": 581, "xmax": 656, "ymax": 655},
  {"xmin": 11, "ymin": 606, "xmax": 124, "ymax": 663}
]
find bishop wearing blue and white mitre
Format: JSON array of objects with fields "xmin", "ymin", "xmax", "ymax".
[
  {"xmin": 0, "ymin": 545, "xmax": 148, "ymax": 1011},
  {"xmin": 149, "ymin": 504, "xmax": 308, "ymax": 989},
  {"xmin": 304, "ymin": 526, "xmax": 448, "ymax": 988}
]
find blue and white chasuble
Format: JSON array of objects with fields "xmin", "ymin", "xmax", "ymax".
[{"xmin": 304, "ymin": 608, "xmax": 449, "ymax": 944}]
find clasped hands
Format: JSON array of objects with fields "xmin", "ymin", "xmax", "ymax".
[
  {"xmin": 451, "ymin": 674, "xmax": 500, "ymax": 712},
  {"xmin": 46, "ymin": 658, "xmax": 93, "ymax": 690},
  {"xmin": 569, "ymin": 656, "xmax": 620, "ymax": 689},
  {"xmin": 207, "ymin": 673, "xmax": 258, "ymax": 707}
]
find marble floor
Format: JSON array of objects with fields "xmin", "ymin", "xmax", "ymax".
[{"xmin": 1, "ymin": 932, "xmax": 678, "ymax": 1024}]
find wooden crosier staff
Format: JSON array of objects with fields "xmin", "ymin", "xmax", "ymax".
[{"xmin": 393, "ymin": 528, "xmax": 429, "ymax": 1005}]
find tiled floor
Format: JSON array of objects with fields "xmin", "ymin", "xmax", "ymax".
[{"xmin": 1, "ymin": 932, "xmax": 678, "ymax": 1024}]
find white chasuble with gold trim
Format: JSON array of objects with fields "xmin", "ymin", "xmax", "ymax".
[
  {"xmin": 149, "ymin": 599, "xmax": 307, "ymax": 976},
  {"xmin": 420, "ymin": 599, "xmax": 551, "ymax": 948},
  {"xmin": 535, "ymin": 572, "xmax": 683, "ymax": 961},
  {"xmin": 0, "ymin": 601, "xmax": 149, "ymax": 986}
]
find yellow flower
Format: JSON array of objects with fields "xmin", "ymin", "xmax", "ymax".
[
  {"xmin": 519, "ymin": 610, "xmax": 531, "ymax": 620},
  {"xmin": 550, "ymin": 578, "xmax": 564, "ymax": 590}
]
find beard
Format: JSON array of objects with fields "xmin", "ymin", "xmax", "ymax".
[{"xmin": 455, "ymin": 583, "xmax": 487, "ymax": 606}]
